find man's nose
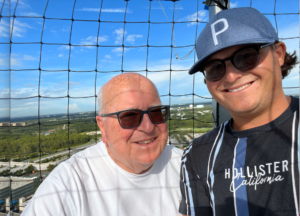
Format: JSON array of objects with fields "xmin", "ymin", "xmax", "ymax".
[
  {"xmin": 137, "ymin": 113, "xmax": 155, "ymax": 133},
  {"xmin": 223, "ymin": 60, "xmax": 243, "ymax": 82}
]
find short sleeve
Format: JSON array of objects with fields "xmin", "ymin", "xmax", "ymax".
[
  {"xmin": 21, "ymin": 176, "xmax": 74, "ymax": 216},
  {"xmin": 178, "ymin": 147, "xmax": 213, "ymax": 216}
]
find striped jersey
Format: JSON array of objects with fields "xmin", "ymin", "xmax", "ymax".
[{"xmin": 179, "ymin": 97, "xmax": 299, "ymax": 216}]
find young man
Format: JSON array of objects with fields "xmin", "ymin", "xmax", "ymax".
[{"xmin": 179, "ymin": 7, "xmax": 299, "ymax": 216}]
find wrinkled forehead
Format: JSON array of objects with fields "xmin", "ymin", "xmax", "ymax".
[{"xmin": 103, "ymin": 78, "xmax": 160, "ymax": 111}]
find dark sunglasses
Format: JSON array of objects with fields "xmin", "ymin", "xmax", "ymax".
[
  {"xmin": 201, "ymin": 43, "xmax": 274, "ymax": 82},
  {"xmin": 100, "ymin": 105, "xmax": 170, "ymax": 129}
]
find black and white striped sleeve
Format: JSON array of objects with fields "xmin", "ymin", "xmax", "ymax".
[{"xmin": 178, "ymin": 143, "xmax": 213, "ymax": 216}]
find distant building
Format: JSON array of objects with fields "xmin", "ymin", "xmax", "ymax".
[
  {"xmin": 0, "ymin": 122, "xmax": 10, "ymax": 126},
  {"xmin": 189, "ymin": 104, "xmax": 193, "ymax": 108},
  {"xmin": 196, "ymin": 105, "xmax": 204, "ymax": 108},
  {"xmin": 10, "ymin": 122, "xmax": 26, "ymax": 126},
  {"xmin": 86, "ymin": 131, "xmax": 102, "ymax": 135}
]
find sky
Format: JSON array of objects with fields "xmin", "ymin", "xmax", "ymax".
[{"xmin": 0, "ymin": 0, "xmax": 299, "ymax": 118}]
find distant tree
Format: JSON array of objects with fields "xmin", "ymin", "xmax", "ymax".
[
  {"xmin": 47, "ymin": 164, "xmax": 57, "ymax": 172},
  {"xmin": 25, "ymin": 165, "xmax": 34, "ymax": 174},
  {"xmin": 0, "ymin": 169, "xmax": 10, "ymax": 176}
]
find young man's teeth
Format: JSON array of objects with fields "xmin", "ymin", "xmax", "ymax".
[
  {"xmin": 137, "ymin": 139, "xmax": 154, "ymax": 144},
  {"xmin": 228, "ymin": 83, "xmax": 251, "ymax": 92}
]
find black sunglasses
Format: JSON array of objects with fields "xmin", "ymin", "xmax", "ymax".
[
  {"xmin": 201, "ymin": 43, "xmax": 274, "ymax": 82},
  {"xmin": 100, "ymin": 105, "xmax": 170, "ymax": 129}
]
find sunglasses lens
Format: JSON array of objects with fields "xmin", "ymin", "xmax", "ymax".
[
  {"xmin": 119, "ymin": 110, "xmax": 142, "ymax": 128},
  {"xmin": 233, "ymin": 47, "xmax": 259, "ymax": 71},
  {"xmin": 149, "ymin": 106, "xmax": 169, "ymax": 123},
  {"xmin": 204, "ymin": 61, "xmax": 225, "ymax": 82}
]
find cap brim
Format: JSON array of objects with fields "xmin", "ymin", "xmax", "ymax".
[{"xmin": 188, "ymin": 60, "xmax": 202, "ymax": 75}]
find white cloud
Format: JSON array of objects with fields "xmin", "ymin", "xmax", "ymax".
[
  {"xmin": 66, "ymin": 103, "xmax": 80, "ymax": 112},
  {"xmin": 24, "ymin": 84, "xmax": 35, "ymax": 87},
  {"xmin": 10, "ymin": 0, "xmax": 41, "ymax": 16},
  {"xmin": 0, "ymin": 20, "xmax": 10, "ymax": 37},
  {"xmin": 11, "ymin": 57, "xmax": 21, "ymax": 66},
  {"xmin": 230, "ymin": 1, "xmax": 238, "ymax": 8},
  {"xmin": 58, "ymin": 54, "xmax": 63, "ymax": 58},
  {"xmin": 58, "ymin": 45, "xmax": 74, "ymax": 50},
  {"xmin": 179, "ymin": 10, "xmax": 208, "ymax": 26},
  {"xmin": 150, "ymin": 7, "xmax": 183, "ymax": 10},
  {"xmin": 287, "ymin": 75, "xmax": 299, "ymax": 80},
  {"xmin": 79, "ymin": 36, "xmax": 108, "ymax": 48},
  {"xmin": 113, "ymin": 28, "xmax": 126, "ymax": 44},
  {"xmin": 8, "ymin": 54, "xmax": 37, "ymax": 68},
  {"xmin": 112, "ymin": 47, "xmax": 129, "ymax": 53},
  {"xmin": 64, "ymin": 81, "xmax": 80, "ymax": 85},
  {"xmin": 76, "ymin": 8, "xmax": 132, "ymax": 13},
  {"xmin": 0, "ymin": 58, "xmax": 9, "ymax": 66},
  {"xmin": 126, "ymin": 34, "xmax": 143, "ymax": 44},
  {"xmin": 21, "ymin": 12, "xmax": 40, "ymax": 16},
  {"xmin": 62, "ymin": 28, "xmax": 69, "ymax": 32},
  {"xmin": 23, "ymin": 55, "xmax": 37, "ymax": 61},
  {"xmin": 11, "ymin": 19, "xmax": 34, "ymax": 37},
  {"xmin": 8, "ymin": 54, "xmax": 36, "ymax": 67}
]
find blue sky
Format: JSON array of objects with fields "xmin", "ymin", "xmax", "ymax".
[{"xmin": 0, "ymin": 0, "xmax": 299, "ymax": 118}]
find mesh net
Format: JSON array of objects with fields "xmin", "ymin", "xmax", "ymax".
[{"xmin": 0, "ymin": 0, "xmax": 299, "ymax": 212}]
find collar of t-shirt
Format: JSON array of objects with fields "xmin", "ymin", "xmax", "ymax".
[{"xmin": 228, "ymin": 96, "xmax": 298, "ymax": 138}]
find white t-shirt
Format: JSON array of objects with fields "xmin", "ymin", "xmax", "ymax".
[{"xmin": 22, "ymin": 142, "xmax": 183, "ymax": 216}]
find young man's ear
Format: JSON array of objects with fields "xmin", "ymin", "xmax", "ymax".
[
  {"xmin": 96, "ymin": 116, "xmax": 106, "ymax": 144},
  {"xmin": 274, "ymin": 42, "xmax": 286, "ymax": 66}
]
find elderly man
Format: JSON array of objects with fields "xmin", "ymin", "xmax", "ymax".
[
  {"xmin": 179, "ymin": 7, "xmax": 299, "ymax": 216},
  {"xmin": 22, "ymin": 73, "xmax": 183, "ymax": 216}
]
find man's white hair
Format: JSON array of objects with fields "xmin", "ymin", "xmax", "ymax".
[{"xmin": 97, "ymin": 85, "xmax": 105, "ymax": 116}]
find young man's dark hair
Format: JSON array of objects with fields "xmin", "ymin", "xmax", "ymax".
[
  {"xmin": 179, "ymin": 7, "xmax": 299, "ymax": 216},
  {"xmin": 278, "ymin": 49, "xmax": 297, "ymax": 78}
]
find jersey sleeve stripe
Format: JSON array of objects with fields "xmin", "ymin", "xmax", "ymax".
[
  {"xmin": 182, "ymin": 142, "xmax": 193, "ymax": 160},
  {"xmin": 206, "ymin": 122, "xmax": 227, "ymax": 192},
  {"xmin": 182, "ymin": 158, "xmax": 195, "ymax": 216},
  {"xmin": 291, "ymin": 111, "xmax": 299, "ymax": 215},
  {"xmin": 207, "ymin": 121, "xmax": 227, "ymax": 215}
]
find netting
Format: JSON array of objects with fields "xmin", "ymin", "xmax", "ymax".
[{"xmin": 0, "ymin": 0, "xmax": 299, "ymax": 213}]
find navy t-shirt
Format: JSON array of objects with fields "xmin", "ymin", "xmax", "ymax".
[{"xmin": 179, "ymin": 97, "xmax": 299, "ymax": 216}]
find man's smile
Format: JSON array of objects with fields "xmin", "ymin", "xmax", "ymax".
[
  {"xmin": 222, "ymin": 81, "xmax": 255, "ymax": 93},
  {"xmin": 135, "ymin": 137, "xmax": 156, "ymax": 145}
]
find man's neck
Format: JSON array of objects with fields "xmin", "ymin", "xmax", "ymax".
[{"xmin": 231, "ymin": 95, "xmax": 291, "ymax": 131}]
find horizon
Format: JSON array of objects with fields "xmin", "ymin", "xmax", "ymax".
[{"xmin": 0, "ymin": 0, "xmax": 299, "ymax": 119}]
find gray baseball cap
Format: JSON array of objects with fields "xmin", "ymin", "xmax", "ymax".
[{"xmin": 189, "ymin": 7, "xmax": 279, "ymax": 75}]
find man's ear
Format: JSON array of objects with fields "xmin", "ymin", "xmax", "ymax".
[
  {"xmin": 96, "ymin": 116, "xmax": 107, "ymax": 144},
  {"xmin": 274, "ymin": 42, "xmax": 286, "ymax": 66}
]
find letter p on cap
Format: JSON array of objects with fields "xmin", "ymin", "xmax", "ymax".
[{"xmin": 211, "ymin": 18, "xmax": 229, "ymax": 46}]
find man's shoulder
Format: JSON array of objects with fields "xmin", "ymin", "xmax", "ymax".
[
  {"xmin": 165, "ymin": 144, "xmax": 183, "ymax": 156},
  {"xmin": 182, "ymin": 124, "xmax": 228, "ymax": 160},
  {"xmin": 153, "ymin": 145, "xmax": 183, "ymax": 173},
  {"xmin": 46, "ymin": 143, "xmax": 105, "ymax": 180},
  {"xmin": 158, "ymin": 145, "xmax": 183, "ymax": 163},
  {"xmin": 192, "ymin": 125, "xmax": 224, "ymax": 148}
]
